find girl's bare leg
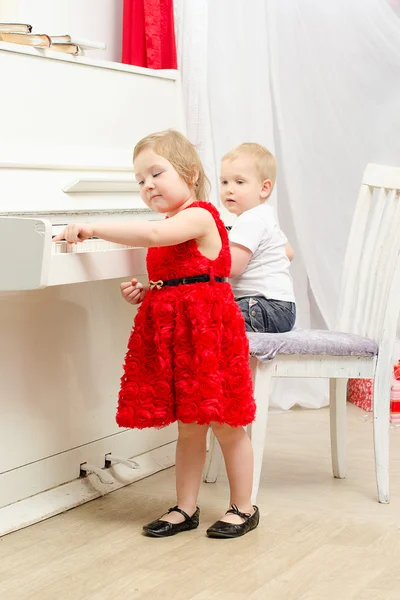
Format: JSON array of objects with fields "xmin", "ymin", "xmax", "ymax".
[
  {"xmin": 211, "ymin": 423, "xmax": 255, "ymax": 524},
  {"xmin": 160, "ymin": 421, "xmax": 208, "ymax": 524}
]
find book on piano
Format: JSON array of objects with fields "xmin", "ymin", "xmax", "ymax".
[
  {"xmin": 49, "ymin": 42, "xmax": 81, "ymax": 56},
  {"xmin": 50, "ymin": 35, "xmax": 106, "ymax": 51},
  {"xmin": 0, "ymin": 32, "xmax": 51, "ymax": 47},
  {"xmin": 0, "ymin": 22, "xmax": 32, "ymax": 34}
]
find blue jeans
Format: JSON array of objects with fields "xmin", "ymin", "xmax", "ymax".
[{"xmin": 236, "ymin": 296, "xmax": 296, "ymax": 333}]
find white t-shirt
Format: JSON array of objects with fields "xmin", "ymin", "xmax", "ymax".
[{"xmin": 228, "ymin": 203, "xmax": 295, "ymax": 302}]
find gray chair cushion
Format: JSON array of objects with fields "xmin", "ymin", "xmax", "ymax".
[{"xmin": 247, "ymin": 329, "xmax": 379, "ymax": 362}]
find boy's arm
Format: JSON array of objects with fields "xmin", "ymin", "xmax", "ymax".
[
  {"xmin": 229, "ymin": 242, "xmax": 252, "ymax": 278},
  {"xmin": 286, "ymin": 242, "xmax": 294, "ymax": 262}
]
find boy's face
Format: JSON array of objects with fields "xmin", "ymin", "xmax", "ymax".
[{"xmin": 220, "ymin": 156, "xmax": 271, "ymax": 216}]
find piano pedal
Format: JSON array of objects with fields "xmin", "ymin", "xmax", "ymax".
[
  {"xmin": 79, "ymin": 462, "xmax": 114, "ymax": 485},
  {"xmin": 104, "ymin": 453, "xmax": 139, "ymax": 470}
]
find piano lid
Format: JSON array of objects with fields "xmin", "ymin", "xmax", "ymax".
[{"xmin": 0, "ymin": 42, "xmax": 185, "ymax": 216}]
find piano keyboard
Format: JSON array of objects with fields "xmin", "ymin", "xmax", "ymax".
[
  {"xmin": 0, "ymin": 217, "xmax": 148, "ymax": 291},
  {"xmin": 52, "ymin": 239, "xmax": 135, "ymax": 254}
]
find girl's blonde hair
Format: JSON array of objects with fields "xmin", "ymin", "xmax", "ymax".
[
  {"xmin": 133, "ymin": 130, "xmax": 210, "ymax": 200},
  {"xmin": 222, "ymin": 142, "xmax": 277, "ymax": 193}
]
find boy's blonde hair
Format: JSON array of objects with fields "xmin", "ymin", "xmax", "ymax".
[
  {"xmin": 222, "ymin": 142, "xmax": 277, "ymax": 194},
  {"xmin": 133, "ymin": 129, "xmax": 210, "ymax": 200}
]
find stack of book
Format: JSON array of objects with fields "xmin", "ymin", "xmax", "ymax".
[{"xmin": 0, "ymin": 22, "xmax": 106, "ymax": 55}]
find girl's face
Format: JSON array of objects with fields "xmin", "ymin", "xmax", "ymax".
[{"xmin": 134, "ymin": 149, "xmax": 194, "ymax": 216}]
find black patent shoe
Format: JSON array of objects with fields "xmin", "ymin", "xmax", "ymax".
[
  {"xmin": 206, "ymin": 504, "xmax": 259, "ymax": 539},
  {"xmin": 142, "ymin": 505, "xmax": 200, "ymax": 538}
]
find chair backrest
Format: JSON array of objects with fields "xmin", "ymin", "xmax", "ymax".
[{"xmin": 336, "ymin": 164, "xmax": 400, "ymax": 346}]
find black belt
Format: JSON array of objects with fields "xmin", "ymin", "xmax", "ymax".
[{"xmin": 148, "ymin": 274, "xmax": 227, "ymax": 290}]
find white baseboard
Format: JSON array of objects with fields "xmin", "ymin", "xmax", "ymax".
[{"xmin": 0, "ymin": 441, "xmax": 176, "ymax": 537}]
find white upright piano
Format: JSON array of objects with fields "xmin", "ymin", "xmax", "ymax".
[{"xmin": 0, "ymin": 42, "xmax": 185, "ymax": 535}]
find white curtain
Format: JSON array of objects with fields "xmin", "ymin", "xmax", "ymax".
[{"xmin": 174, "ymin": 0, "xmax": 400, "ymax": 409}]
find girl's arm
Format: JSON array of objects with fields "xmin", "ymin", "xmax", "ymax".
[
  {"xmin": 120, "ymin": 279, "xmax": 148, "ymax": 305},
  {"xmin": 53, "ymin": 208, "xmax": 215, "ymax": 247}
]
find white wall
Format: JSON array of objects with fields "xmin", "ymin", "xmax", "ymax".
[
  {"xmin": 1, "ymin": 0, "xmax": 123, "ymax": 62},
  {"xmin": 0, "ymin": 0, "xmax": 18, "ymax": 21}
]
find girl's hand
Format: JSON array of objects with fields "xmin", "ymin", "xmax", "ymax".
[
  {"xmin": 53, "ymin": 223, "xmax": 94, "ymax": 243},
  {"xmin": 120, "ymin": 278, "xmax": 147, "ymax": 305}
]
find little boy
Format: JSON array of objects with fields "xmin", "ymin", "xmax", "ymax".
[
  {"xmin": 120, "ymin": 143, "xmax": 296, "ymax": 333},
  {"xmin": 220, "ymin": 143, "xmax": 296, "ymax": 332}
]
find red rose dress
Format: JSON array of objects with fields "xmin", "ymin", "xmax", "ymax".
[{"xmin": 117, "ymin": 201, "xmax": 255, "ymax": 429}]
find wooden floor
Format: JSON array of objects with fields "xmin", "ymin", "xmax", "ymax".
[{"xmin": 2, "ymin": 403, "xmax": 400, "ymax": 600}]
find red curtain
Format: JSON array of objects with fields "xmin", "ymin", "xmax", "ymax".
[{"xmin": 122, "ymin": 0, "xmax": 177, "ymax": 69}]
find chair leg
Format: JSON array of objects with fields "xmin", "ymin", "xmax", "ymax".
[
  {"xmin": 203, "ymin": 429, "xmax": 223, "ymax": 483},
  {"xmin": 248, "ymin": 358, "xmax": 273, "ymax": 504},
  {"xmin": 330, "ymin": 378, "xmax": 348, "ymax": 479},
  {"xmin": 372, "ymin": 361, "xmax": 392, "ymax": 504}
]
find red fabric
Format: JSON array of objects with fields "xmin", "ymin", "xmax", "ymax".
[
  {"xmin": 348, "ymin": 362, "xmax": 400, "ymax": 416},
  {"xmin": 117, "ymin": 202, "xmax": 255, "ymax": 429},
  {"xmin": 394, "ymin": 360, "xmax": 400, "ymax": 380},
  {"xmin": 348, "ymin": 379, "xmax": 373, "ymax": 412},
  {"xmin": 122, "ymin": 0, "xmax": 177, "ymax": 69}
]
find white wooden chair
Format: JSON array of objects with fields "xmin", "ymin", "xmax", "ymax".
[{"xmin": 204, "ymin": 163, "xmax": 400, "ymax": 504}]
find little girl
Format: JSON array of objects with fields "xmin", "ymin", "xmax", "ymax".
[{"xmin": 54, "ymin": 130, "xmax": 258, "ymax": 539}]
